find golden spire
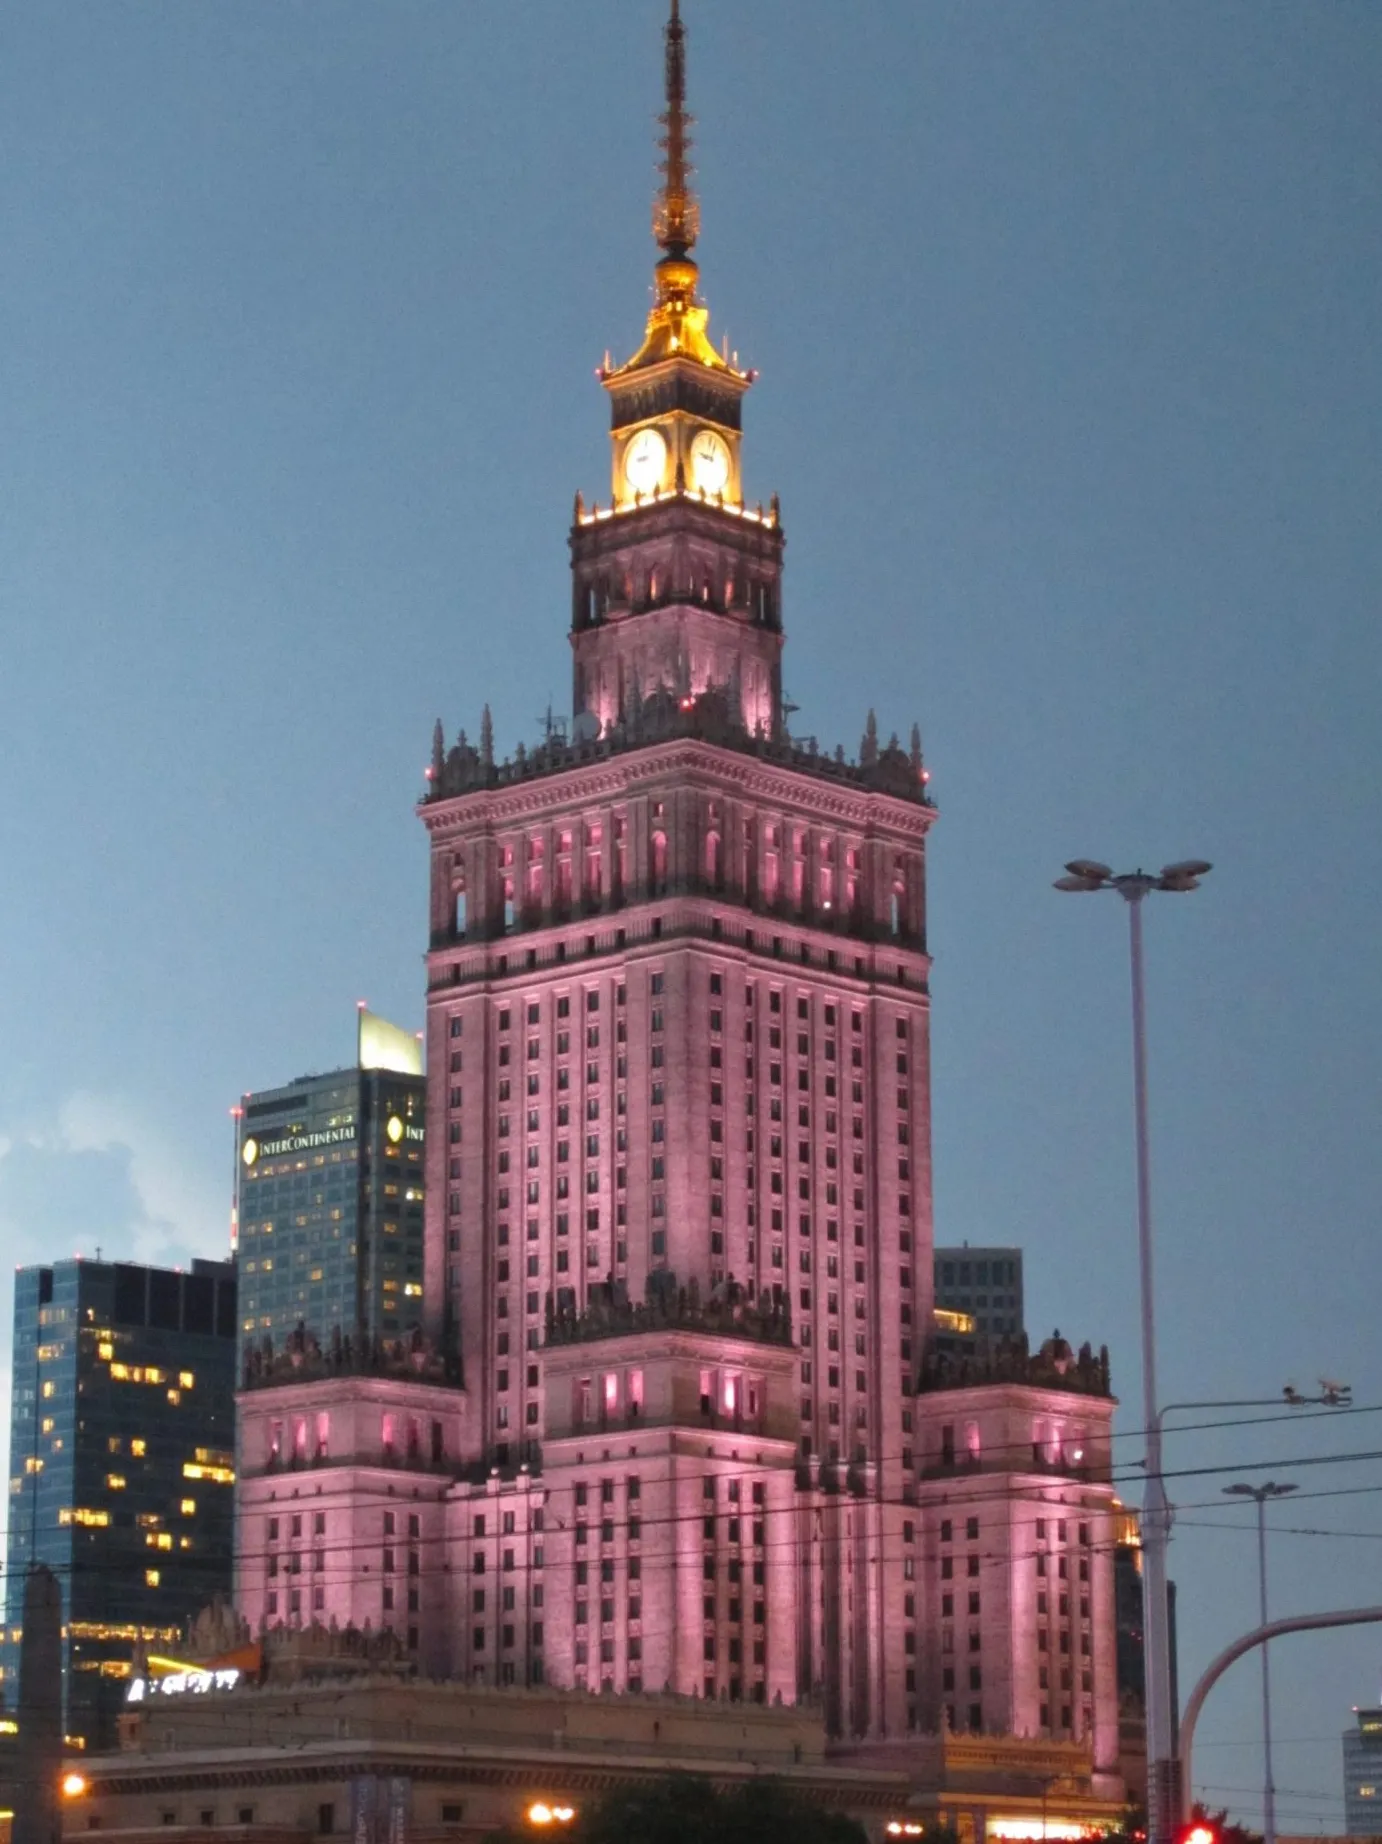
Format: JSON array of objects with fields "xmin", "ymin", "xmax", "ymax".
[
  {"xmin": 602, "ymin": 0, "xmax": 750, "ymax": 385},
  {"xmin": 653, "ymin": 0, "xmax": 699, "ymax": 261}
]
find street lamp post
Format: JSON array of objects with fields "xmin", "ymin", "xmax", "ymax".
[
  {"xmin": 1055, "ymin": 857, "xmax": 1212, "ymax": 1844},
  {"xmin": 1223, "ymin": 1480, "xmax": 1298, "ymax": 1844}
]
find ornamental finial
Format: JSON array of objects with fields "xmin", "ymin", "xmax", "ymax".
[{"xmin": 653, "ymin": 0, "xmax": 699, "ymax": 261}]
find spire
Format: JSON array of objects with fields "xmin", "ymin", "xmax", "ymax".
[
  {"xmin": 653, "ymin": 0, "xmax": 699, "ymax": 262},
  {"xmin": 601, "ymin": 1, "xmax": 748, "ymax": 384}
]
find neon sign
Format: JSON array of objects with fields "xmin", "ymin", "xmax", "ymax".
[{"xmin": 126, "ymin": 1666, "xmax": 240, "ymax": 1702}]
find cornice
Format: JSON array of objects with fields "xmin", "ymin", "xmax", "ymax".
[{"xmin": 420, "ymin": 741, "xmax": 934, "ymax": 838}]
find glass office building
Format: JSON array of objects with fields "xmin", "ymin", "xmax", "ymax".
[
  {"xmin": 933, "ymin": 1244, "xmax": 1025, "ymax": 1343},
  {"xmin": 3, "ymin": 1256, "xmax": 237, "ymax": 1749},
  {"xmin": 236, "ymin": 1009, "xmax": 426, "ymax": 1362},
  {"xmin": 1343, "ymin": 1708, "xmax": 1382, "ymax": 1832}
]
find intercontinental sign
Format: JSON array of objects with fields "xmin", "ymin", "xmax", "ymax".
[{"xmin": 242, "ymin": 1123, "xmax": 356, "ymax": 1166}]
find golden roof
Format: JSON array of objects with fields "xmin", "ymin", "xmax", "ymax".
[{"xmin": 602, "ymin": 3, "xmax": 750, "ymax": 388}]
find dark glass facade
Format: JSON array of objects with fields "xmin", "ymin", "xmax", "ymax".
[
  {"xmin": 933, "ymin": 1244, "xmax": 1025, "ymax": 1342},
  {"xmin": 237, "ymin": 1063, "xmax": 426, "ymax": 1361},
  {"xmin": 3, "ymin": 1257, "xmax": 237, "ymax": 1749}
]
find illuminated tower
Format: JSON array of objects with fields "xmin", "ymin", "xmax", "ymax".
[
  {"xmin": 235, "ymin": 1009, "xmax": 428, "ymax": 1364},
  {"xmin": 230, "ymin": 4, "xmax": 1123, "ymax": 1764},
  {"xmin": 3, "ymin": 1258, "xmax": 237, "ymax": 1750},
  {"xmin": 421, "ymin": 0, "xmax": 935, "ymax": 1733}
]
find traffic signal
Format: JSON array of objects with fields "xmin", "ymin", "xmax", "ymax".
[{"xmin": 1176, "ymin": 1824, "xmax": 1217, "ymax": 1844}]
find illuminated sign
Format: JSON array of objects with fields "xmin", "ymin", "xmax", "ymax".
[
  {"xmin": 386, "ymin": 1115, "xmax": 425, "ymax": 1146},
  {"xmin": 988, "ymin": 1823, "xmax": 1099, "ymax": 1841},
  {"xmin": 244, "ymin": 1123, "xmax": 357, "ymax": 1165},
  {"xmin": 126, "ymin": 1666, "xmax": 240, "ymax": 1702}
]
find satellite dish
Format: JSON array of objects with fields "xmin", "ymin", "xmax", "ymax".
[
  {"xmin": 1065, "ymin": 859, "xmax": 1112, "ymax": 881},
  {"xmin": 1162, "ymin": 859, "xmax": 1212, "ymax": 879},
  {"xmin": 572, "ymin": 711, "xmax": 600, "ymax": 745}
]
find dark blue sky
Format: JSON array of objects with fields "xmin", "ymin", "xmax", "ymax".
[{"xmin": 2, "ymin": 2, "xmax": 1379, "ymax": 1820}]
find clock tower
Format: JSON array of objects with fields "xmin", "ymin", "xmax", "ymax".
[
  {"xmin": 570, "ymin": 0, "xmax": 784, "ymax": 742},
  {"xmin": 224, "ymin": 0, "xmax": 1121, "ymax": 1772}
]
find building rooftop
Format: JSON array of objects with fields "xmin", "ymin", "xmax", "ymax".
[
  {"xmin": 916, "ymin": 1331, "xmax": 1112, "ymax": 1399},
  {"xmin": 240, "ymin": 1321, "xmax": 458, "ymax": 1392},
  {"xmin": 544, "ymin": 1275, "xmax": 793, "ymax": 1350},
  {"xmin": 425, "ymin": 682, "xmax": 931, "ymax": 811}
]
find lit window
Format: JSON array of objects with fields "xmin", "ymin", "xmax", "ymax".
[
  {"xmin": 180, "ymin": 1499, "xmax": 196, "ymax": 1516},
  {"xmin": 145, "ymin": 1569, "xmax": 161, "ymax": 1587}
]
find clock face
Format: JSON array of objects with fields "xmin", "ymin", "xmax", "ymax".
[
  {"xmin": 690, "ymin": 428, "xmax": 731, "ymax": 497},
  {"xmin": 623, "ymin": 426, "xmax": 667, "ymax": 496}
]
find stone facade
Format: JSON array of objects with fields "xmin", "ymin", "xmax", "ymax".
[
  {"xmin": 226, "ymin": 0, "xmax": 1123, "ymax": 1763},
  {"xmin": 72, "ymin": 1678, "xmax": 1128, "ymax": 1844}
]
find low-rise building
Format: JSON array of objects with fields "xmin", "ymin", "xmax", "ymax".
[{"xmin": 62, "ymin": 1657, "xmax": 1129, "ymax": 1844}]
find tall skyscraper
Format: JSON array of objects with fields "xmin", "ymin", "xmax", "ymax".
[
  {"xmin": 236, "ymin": 1008, "xmax": 426, "ymax": 1360},
  {"xmin": 4, "ymin": 1257, "xmax": 237, "ymax": 1750},
  {"xmin": 234, "ymin": 3, "xmax": 1122, "ymax": 1763},
  {"xmin": 934, "ymin": 1246, "xmax": 1025, "ymax": 1344}
]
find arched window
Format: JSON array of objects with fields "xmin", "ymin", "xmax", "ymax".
[
  {"xmin": 652, "ymin": 832, "xmax": 668, "ymax": 892},
  {"xmin": 705, "ymin": 830, "xmax": 722, "ymax": 888}
]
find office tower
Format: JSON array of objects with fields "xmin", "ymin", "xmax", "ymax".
[
  {"xmin": 12, "ymin": 1566, "xmax": 62, "ymax": 1844},
  {"xmin": 934, "ymin": 1246, "xmax": 1025, "ymax": 1344},
  {"xmin": 4, "ymin": 1258, "xmax": 236, "ymax": 1749},
  {"xmin": 1343, "ymin": 1707, "xmax": 1382, "ymax": 1832},
  {"xmin": 236, "ymin": 1008, "xmax": 426, "ymax": 1360},
  {"xmin": 234, "ymin": 4, "xmax": 1120, "ymax": 1760}
]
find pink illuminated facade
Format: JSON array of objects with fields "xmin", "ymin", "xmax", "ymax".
[{"xmin": 232, "ymin": 3, "xmax": 1123, "ymax": 1769}]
